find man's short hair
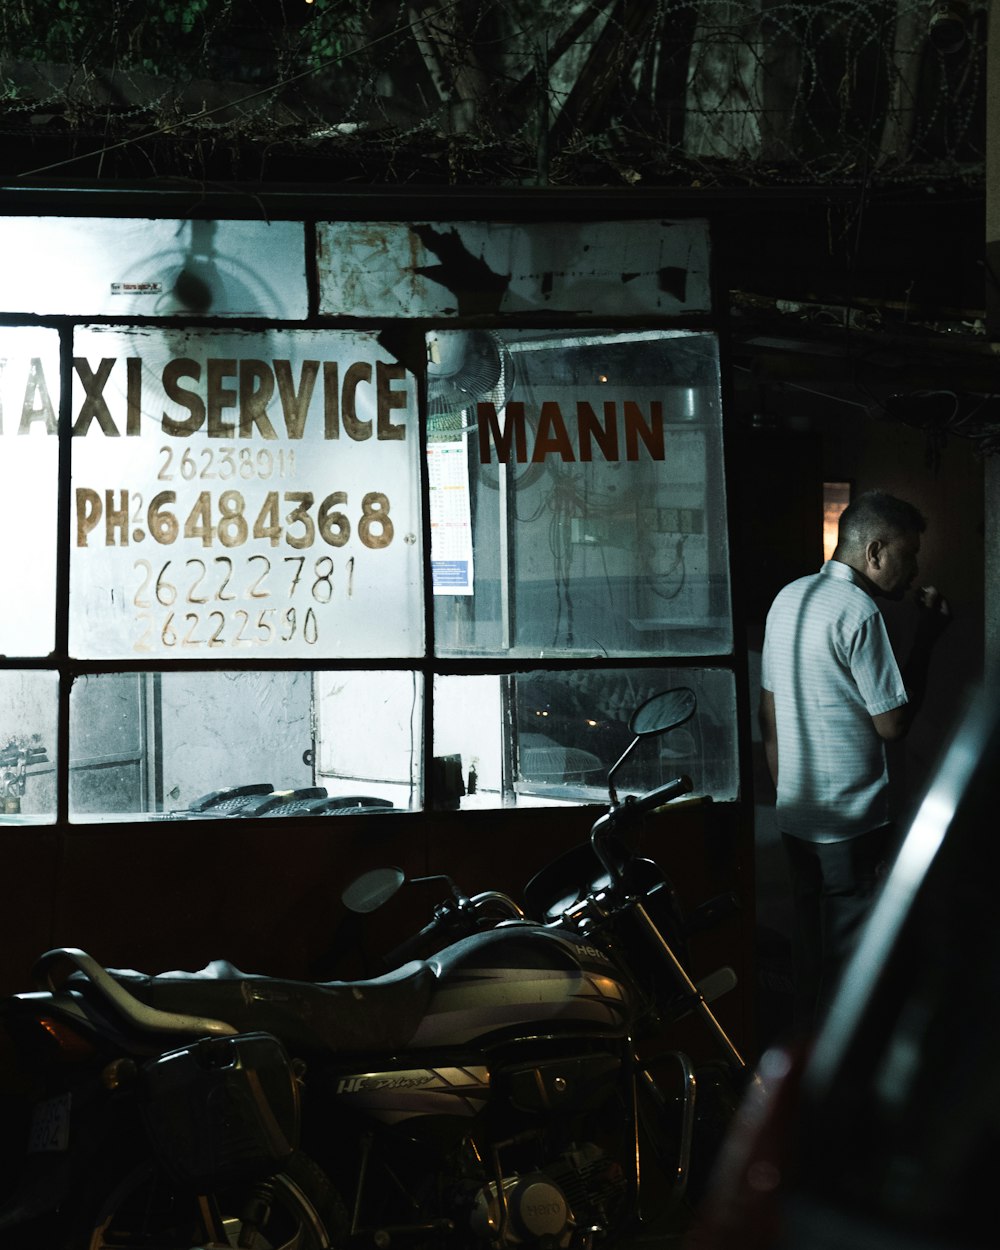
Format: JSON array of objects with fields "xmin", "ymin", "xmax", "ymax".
[{"xmin": 838, "ymin": 490, "xmax": 927, "ymax": 548}]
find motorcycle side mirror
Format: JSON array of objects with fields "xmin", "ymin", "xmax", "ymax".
[
  {"xmin": 628, "ymin": 687, "xmax": 697, "ymax": 737},
  {"xmin": 609, "ymin": 687, "xmax": 697, "ymax": 805},
  {"xmin": 342, "ymin": 867, "xmax": 406, "ymax": 914}
]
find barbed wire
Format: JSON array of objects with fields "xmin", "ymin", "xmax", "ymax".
[{"xmin": 0, "ymin": 0, "xmax": 986, "ymax": 188}]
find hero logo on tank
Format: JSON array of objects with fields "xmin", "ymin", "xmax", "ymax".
[{"xmin": 67, "ymin": 329, "xmax": 422, "ymax": 662}]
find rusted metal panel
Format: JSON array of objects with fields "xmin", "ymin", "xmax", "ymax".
[{"xmin": 316, "ymin": 219, "xmax": 711, "ymax": 318}]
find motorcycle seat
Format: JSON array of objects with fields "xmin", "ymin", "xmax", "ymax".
[{"xmin": 102, "ymin": 958, "xmax": 437, "ymax": 1055}]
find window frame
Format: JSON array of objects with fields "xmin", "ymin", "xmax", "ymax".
[{"xmin": 0, "ymin": 202, "xmax": 742, "ymax": 825}]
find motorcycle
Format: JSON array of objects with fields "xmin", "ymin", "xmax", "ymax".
[{"xmin": 0, "ymin": 686, "xmax": 746, "ymax": 1250}]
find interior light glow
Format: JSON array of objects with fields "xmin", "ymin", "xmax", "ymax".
[{"xmin": 823, "ymin": 481, "xmax": 851, "ymax": 561}]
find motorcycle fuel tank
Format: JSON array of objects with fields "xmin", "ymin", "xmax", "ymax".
[
  {"xmin": 409, "ymin": 924, "xmax": 633, "ymax": 1048},
  {"xmin": 331, "ymin": 928, "xmax": 631, "ymax": 1125}
]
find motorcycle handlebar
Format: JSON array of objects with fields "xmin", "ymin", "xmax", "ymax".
[
  {"xmin": 608, "ymin": 774, "xmax": 694, "ymax": 823},
  {"xmin": 622, "ymin": 774, "xmax": 694, "ymax": 818},
  {"xmin": 590, "ymin": 774, "xmax": 694, "ymax": 880},
  {"xmin": 383, "ymin": 890, "xmax": 524, "ymax": 967},
  {"xmin": 467, "ymin": 890, "xmax": 525, "ymax": 920}
]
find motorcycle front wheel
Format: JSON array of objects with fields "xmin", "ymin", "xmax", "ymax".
[{"xmin": 82, "ymin": 1150, "xmax": 346, "ymax": 1250}]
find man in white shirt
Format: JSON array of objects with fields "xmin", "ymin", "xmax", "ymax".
[{"xmin": 759, "ymin": 490, "xmax": 951, "ymax": 1032}]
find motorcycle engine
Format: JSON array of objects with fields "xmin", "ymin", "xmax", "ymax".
[
  {"xmin": 468, "ymin": 1144, "xmax": 625, "ymax": 1249},
  {"xmin": 470, "ymin": 1174, "xmax": 571, "ymax": 1249}
]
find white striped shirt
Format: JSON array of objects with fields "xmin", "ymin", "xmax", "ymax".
[{"xmin": 761, "ymin": 560, "xmax": 907, "ymax": 841}]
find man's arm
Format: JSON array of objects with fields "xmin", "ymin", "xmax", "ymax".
[
  {"xmin": 872, "ymin": 705, "xmax": 908, "ymax": 741},
  {"xmin": 759, "ymin": 687, "xmax": 778, "ymax": 787},
  {"xmin": 872, "ymin": 586, "xmax": 951, "ymax": 742}
]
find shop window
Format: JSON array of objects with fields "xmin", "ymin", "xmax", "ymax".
[
  {"xmin": 0, "ymin": 217, "xmax": 306, "ymax": 318},
  {"xmin": 0, "ymin": 672, "xmax": 57, "ymax": 821},
  {"xmin": 314, "ymin": 671, "xmax": 423, "ymax": 809},
  {"xmin": 435, "ymin": 667, "xmax": 738, "ymax": 811},
  {"xmin": 0, "ymin": 326, "xmax": 60, "ymax": 657},
  {"xmin": 68, "ymin": 325, "xmax": 423, "ymax": 661},
  {"xmin": 0, "ymin": 213, "xmax": 739, "ymax": 822},
  {"xmin": 315, "ymin": 219, "xmax": 712, "ymax": 319},
  {"xmin": 429, "ymin": 329, "xmax": 731, "ymax": 658},
  {"xmin": 65, "ymin": 670, "xmax": 420, "ymax": 818}
]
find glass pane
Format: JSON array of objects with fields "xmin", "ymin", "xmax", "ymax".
[
  {"xmin": 435, "ymin": 667, "xmax": 739, "ymax": 809},
  {"xmin": 0, "ymin": 326, "xmax": 60, "ymax": 655},
  {"xmin": 69, "ymin": 327, "xmax": 423, "ymax": 660},
  {"xmin": 433, "ymin": 674, "xmax": 503, "ymax": 810},
  {"xmin": 431, "ymin": 329, "xmax": 732, "ymax": 658},
  {"xmin": 70, "ymin": 674, "xmax": 147, "ymax": 815},
  {"xmin": 317, "ymin": 219, "xmax": 711, "ymax": 317},
  {"xmin": 69, "ymin": 670, "xmax": 420, "ymax": 820},
  {"xmin": 0, "ymin": 670, "xmax": 57, "ymax": 823},
  {"xmin": 314, "ymin": 671, "xmax": 423, "ymax": 810},
  {"xmin": 0, "ymin": 218, "xmax": 307, "ymax": 319}
]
